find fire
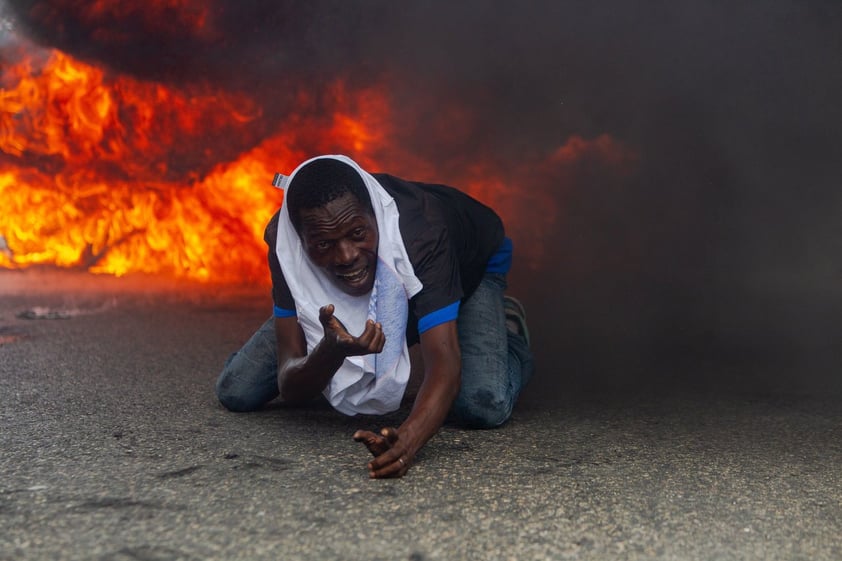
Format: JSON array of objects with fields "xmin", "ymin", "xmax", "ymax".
[
  {"xmin": 1, "ymin": 50, "xmax": 260, "ymax": 179},
  {"xmin": 0, "ymin": 47, "xmax": 401, "ymax": 283},
  {"xmin": 1, "ymin": 40, "xmax": 635, "ymax": 283},
  {"xmin": 0, "ymin": 48, "xmax": 277, "ymax": 282}
]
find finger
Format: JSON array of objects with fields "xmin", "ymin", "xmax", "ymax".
[
  {"xmin": 352, "ymin": 430, "xmax": 390, "ymax": 456},
  {"xmin": 367, "ymin": 435, "xmax": 402, "ymax": 471},
  {"xmin": 352, "ymin": 429, "xmax": 374, "ymax": 442},
  {"xmin": 369, "ymin": 453, "xmax": 410, "ymax": 479},
  {"xmin": 380, "ymin": 427, "xmax": 399, "ymax": 445},
  {"xmin": 332, "ymin": 314, "xmax": 350, "ymax": 333},
  {"xmin": 351, "ymin": 430, "xmax": 376, "ymax": 442},
  {"xmin": 320, "ymin": 306, "xmax": 354, "ymax": 342},
  {"xmin": 318, "ymin": 304, "xmax": 335, "ymax": 327},
  {"xmin": 354, "ymin": 321, "xmax": 384, "ymax": 353},
  {"xmin": 370, "ymin": 323, "xmax": 386, "ymax": 353},
  {"xmin": 365, "ymin": 323, "xmax": 385, "ymax": 353},
  {"xmin": 356, "ymin": 320, "xmax": 380, "ymax": 344}
]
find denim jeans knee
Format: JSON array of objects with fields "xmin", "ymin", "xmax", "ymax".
[
  {"xmin": 452, "ymin": 390, "xmax": 514, "ymax": 429},
  {"xmin": 215, "ymin": 317, "xmax": 280, "ymax": 412},
  {"xmin": 452, "ymin": 272, "xmax": 532, "ymax": 429}
]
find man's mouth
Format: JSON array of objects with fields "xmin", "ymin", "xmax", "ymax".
[{"xmin": 336, "ymin": 266, "xmax": 369, "ymax": 284}]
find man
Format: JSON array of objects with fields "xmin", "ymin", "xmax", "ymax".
[{"xmin": 216, "ymin": 155, "xmax": 533, "ymax": 478}]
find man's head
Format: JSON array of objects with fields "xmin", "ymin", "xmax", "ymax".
[{"xmin": 286, "ymin": 158, "xmax": 378, "ymax": 296}]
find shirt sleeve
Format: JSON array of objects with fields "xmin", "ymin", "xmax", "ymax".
[
  {"xmin": 417, "ymin": 301, "xmax": 460, "ymax": 334},
  {"xmin": 407, "ymin": 222, "xmax": 464, "ymax": 333},
  {"xmin": 265, "ymin": 211, "xmax": 296, "ymax": 317}
]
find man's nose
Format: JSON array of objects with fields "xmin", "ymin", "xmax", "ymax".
[{"xmin": 335, "ymin": 239, "xmax": 358, "ymax": 266}]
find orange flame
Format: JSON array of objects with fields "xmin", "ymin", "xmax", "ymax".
[
  {"xmin": 0, "ymin": 47, "xmax": 419, "ymax": 282},
  {"xmin": 1, "ymin": 44, "xmax": 635, "ymax": 283},
  {"xmin": 1, "ymin": 50, "xmax": 259, "ymax": 177}
]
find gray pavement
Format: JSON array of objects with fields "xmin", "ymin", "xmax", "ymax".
[{"xmin": 1, "ymin": 271, "xmax": 841, "ymax": 560}]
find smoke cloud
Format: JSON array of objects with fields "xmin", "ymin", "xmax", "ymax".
[{"xmin": 4, "ymin": 0, "xmax": 842, "ymax": 397}]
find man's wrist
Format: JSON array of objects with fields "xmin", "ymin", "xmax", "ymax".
[
  {"xmin": 397, "ymin": 421, "xmax": 434, "ymax": 457},
  {"xmin": 313, "ymin": 336, "xmax": 348, "ymax": 366}
]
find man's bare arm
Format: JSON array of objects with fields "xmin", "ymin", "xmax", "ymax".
[
  {"xmin": 276, "ymin": 304, "xmax": 385, "ymax": 403},
  {"xmin": 354, "ymin": 320, "xmax": 461, "ymax": 478}
]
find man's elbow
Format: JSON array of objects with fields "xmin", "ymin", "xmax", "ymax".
[
  {"xmin": 277, "ymin": 376, "xmax": 318, "ymax": 405},
  {"xmin": 444, "ymin": 357, "xmax": 462, "ymax": 402}
]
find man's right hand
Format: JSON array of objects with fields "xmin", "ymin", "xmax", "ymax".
[
  {"xmin": 318, "ymin": 304, "xmax": 385, "ymax": 357},
  {"xmin": 277, "ymin": 304, "xmax": 385, "ymax": 403}
]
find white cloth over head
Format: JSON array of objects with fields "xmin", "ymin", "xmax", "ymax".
[{"xmin": 275, "ymin": 155, "xmax": 423, "ymax": 415}]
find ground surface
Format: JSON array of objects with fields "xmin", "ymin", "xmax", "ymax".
[{"xmin": 1, "ymin": 271, "xmax": 840, "ymax": 561}]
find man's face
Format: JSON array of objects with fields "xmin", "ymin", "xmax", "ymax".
[{"xmin": 298, "ymin": 192, "xmax": 378, "ymax": 297}]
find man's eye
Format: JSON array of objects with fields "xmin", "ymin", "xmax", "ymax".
[
  {"xmin": 316, "ymin": 241, "xmax": 331, "ymax": 250},
  {"xmin": 352, "ymin": 227, "xmax": 365, "ymax": 239}
]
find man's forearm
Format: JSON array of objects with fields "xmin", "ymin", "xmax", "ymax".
[
  {"xmin": 352, "ymin": 320, "xmax": 461, "ymax": 478},
  {"xmin": 277, "ymin": 338, "xmax": 344, "ymax": 403},
  {"xmin": 399, "ymin": 321, "xmax": 462, "ymax": 454},
  {"xmin": 276, "ymin": 309, "xmax": 386, "ymax": 404},
  {"xmin": 399, "ymin": 366, "xmax": 460, "ymax": 452}
]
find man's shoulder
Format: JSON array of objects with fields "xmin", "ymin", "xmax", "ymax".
[
  {"xmin": 372, "ymin": 173, "xmax": 423, "ymax": 202},
  {"xmin": 373, "ymin": 174, "xmax": 456, "ymax": 227},
  {"xmin": 263, "ymin": 209, "xmax": 281, "ymax": 245},
  {"xmin": 373, "ymin": 173, "xmax": 459, "ymax": 199}
]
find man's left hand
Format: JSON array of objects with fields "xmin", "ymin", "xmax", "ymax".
[{"xmin": 352, "ymin": 427, "xmax": 417, "ymax": 478}]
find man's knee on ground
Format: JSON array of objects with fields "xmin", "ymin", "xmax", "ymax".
[
  {"xmin": 452, "ymin": 390, "xmax": 513, "ymax": 429},
  {"xmin": 215, "ymin": 371, "xmax": 264, "ymax": 413}
]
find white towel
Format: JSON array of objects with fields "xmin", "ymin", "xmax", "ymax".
[{"xmin": 275, "ymin": 155, "xmax": 423, "ymax": 415}]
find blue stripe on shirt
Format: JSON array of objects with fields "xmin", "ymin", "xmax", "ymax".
[
  {"xmin": 274, "ymin": 238, "xmax": 510, "ymax": 328},
  {"xmin": 273, "ymin": 305, "xmax": 296, "ymax": 318},
  {"xmin": 486, "ymin": 237, "xmax": 513, "ymax": 274},
  {"xmin": 418, "ymin": 301, "xmax": 460, "ymax": 334}
]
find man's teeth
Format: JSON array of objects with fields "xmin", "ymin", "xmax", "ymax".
[{"xmin": 338, "ymin": 267, "xmax": 367, "ymax": 281}]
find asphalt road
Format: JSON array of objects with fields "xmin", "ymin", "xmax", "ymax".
[{"xmin": 1, "ymin": 271, "xmax": 840, "ymax": 560}]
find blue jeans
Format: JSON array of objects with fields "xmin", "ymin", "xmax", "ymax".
[
  {"xmin": 452, "ymin": 273, "xmax": 533, "ymax": 428},
  {"xmin": 215, "ymin": 273, "xmax": 533, "ymax": 428}
]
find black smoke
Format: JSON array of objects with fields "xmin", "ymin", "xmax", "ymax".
[{"xmin": 4, "ymin": 0, "xmax": 842, "ymax": 397}]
